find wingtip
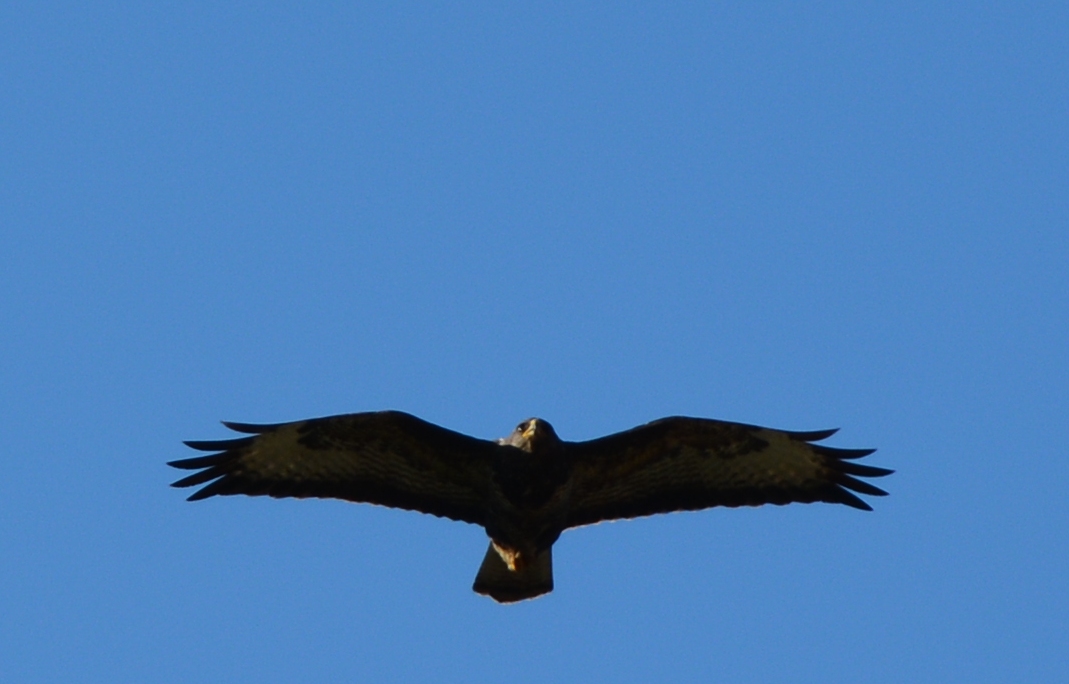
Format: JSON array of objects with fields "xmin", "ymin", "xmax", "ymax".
[
  {"xmin": 834, "ymin": 488, "xmax": 875, "ymax": 511},
  {"xmin": 221, "ymin": 420, "xmax": 285, "ymax": 434},
  {"xmin": 182, "ymin": 436, "xmax": 255, "ymax": 452},
  {"xmin": 168, "ymin": 453, "xmax": 228, "ymax": 470},
  {"xmin": 812, "ymin": 444, "xmax": 877, "ymax": 460},
  {"xmin": 828, "ymin": 461, "xmax": 895, "ymax": 478},
  {"xmin": 185, "ymin": 481, "xmax": 225, "ymax": 501},
  {"xmin": 836, "ymin": 474, "xmax": 889, "ymax": 498},
  {"xmin": 787, "ymin": 427, "xmax": 839, "ymax": 442}
]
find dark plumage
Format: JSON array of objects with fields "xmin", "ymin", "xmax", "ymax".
[{"xmin": 170, "ymin": 411, "xmax": 891, "ymax": 602}]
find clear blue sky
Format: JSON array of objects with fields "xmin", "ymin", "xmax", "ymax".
[{"xmin": 2, "ymin": 3, "xmax": 1066, "ymax": 682}]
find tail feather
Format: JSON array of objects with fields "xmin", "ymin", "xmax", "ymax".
[{"xmin": 472, "ymin": 543, "xmax": 553, "ymax": 603}]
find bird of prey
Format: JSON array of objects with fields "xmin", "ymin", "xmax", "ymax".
[{"xmin": 169, "ymin": 411, "xmax": 891, "ymax": 603}]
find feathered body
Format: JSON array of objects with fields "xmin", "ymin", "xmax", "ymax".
[{"xmin": 170, "ymin": 411, "xmax": 891, "ymax": 602}]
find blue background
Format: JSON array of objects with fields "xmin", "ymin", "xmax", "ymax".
[{"xmin": 2, "ymin": 3, "xmax": 1066, "ymax": 681}]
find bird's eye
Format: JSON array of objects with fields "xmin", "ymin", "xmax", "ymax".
[{"xmin": 518, "ymin": 421, "xmax": 529, "ymax": 432}]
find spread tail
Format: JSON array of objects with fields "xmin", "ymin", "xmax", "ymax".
[{"xmin": 472, "ymin": 543, "xmax": 553, "ymax": 603}]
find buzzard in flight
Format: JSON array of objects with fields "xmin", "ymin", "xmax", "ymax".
[{"xmin": 170, "ymin": 411, "xmax": 890, "ymax": 603}]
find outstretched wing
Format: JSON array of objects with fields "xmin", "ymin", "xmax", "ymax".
[
  {"xmin": 169, "ymin": 411, "xmax": 500, "ymax": 525},
  {"xmin": 564, "ymin": 417, "xmax": 891, "ymax": 528}
]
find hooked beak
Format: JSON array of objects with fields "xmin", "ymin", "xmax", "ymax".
[{"xmin": 522, "ymin": 419, "xmax": 544, "ymax": 442}]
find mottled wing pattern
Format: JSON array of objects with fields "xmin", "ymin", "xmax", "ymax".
[
  {"xmin": 563, "ymin": 417, "xmax": 891, "ymax": 528},
  {"xmin": 169, "ymin": 411, "xmax": 500, "ymax": 525}
]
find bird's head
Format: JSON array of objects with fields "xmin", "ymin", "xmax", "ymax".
[{"xmin": 500, "ymin": 418, "xmax": 562, "ymax": 455}]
